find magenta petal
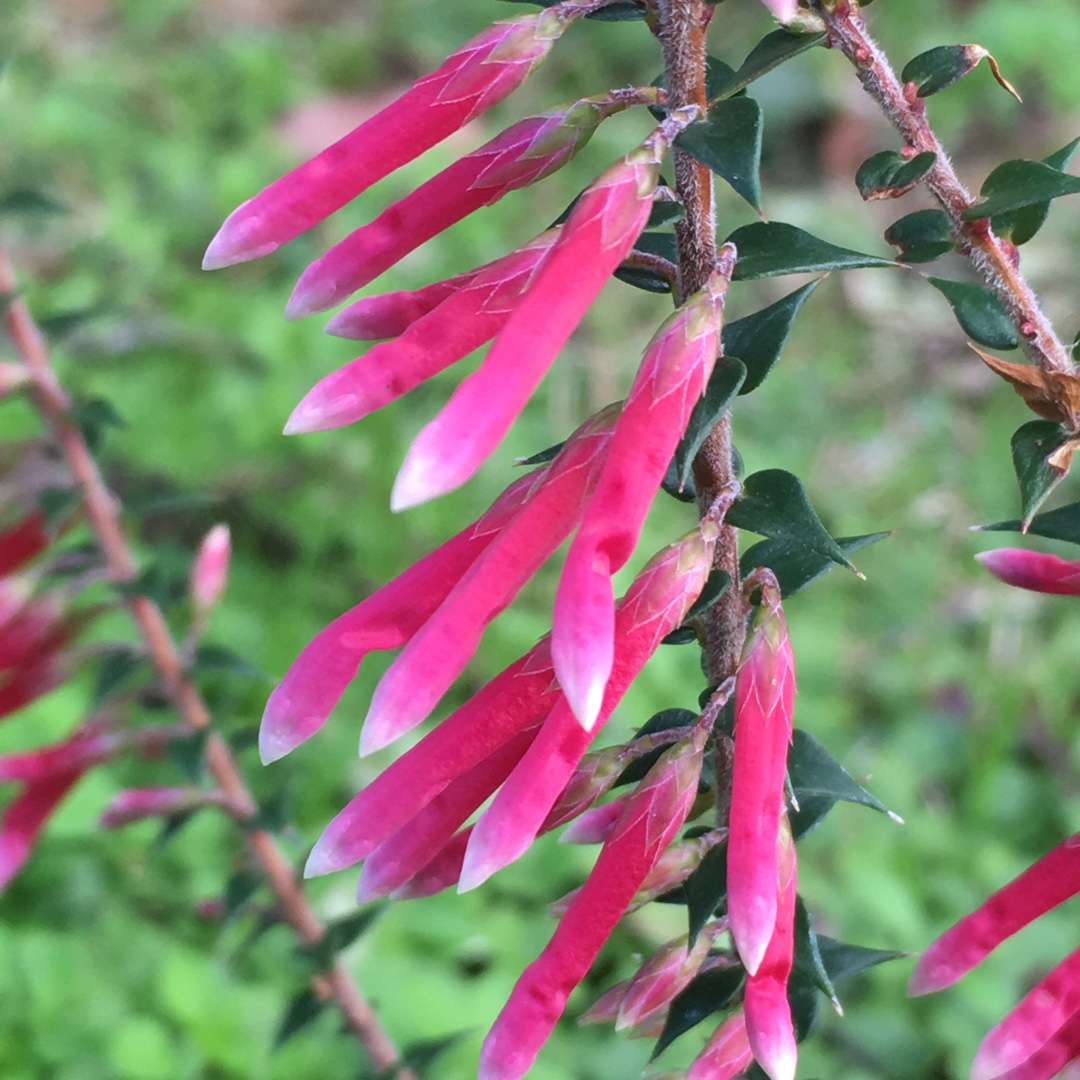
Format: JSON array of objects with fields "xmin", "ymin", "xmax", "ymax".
[
  {"xmin": 390, "ymin": 828, "xmax": 471, "ymax": 899},
  {"xmin": 688, "ymin": 1012, "xmax": 755, "ymax": 1080},
  {"xmin": 976, "ymin": 549, "xmax": 1080, "ymax": 597},
  {"xmin": 323, "ymin": 274, "xmax": 471, "ymax": 341},
  {"xmin": 0, "ymin": 770, "xmax": 83, "ymax": 892}
]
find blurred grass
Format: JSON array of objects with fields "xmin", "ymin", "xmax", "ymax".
[{"xmin": 2, "ymin": 0, "xmax": 1080, "ymax": 1077}]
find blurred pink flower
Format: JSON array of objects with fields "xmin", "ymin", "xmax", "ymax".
[
  {"xmin": 688, "ymin": 1011, "xmax": 755, "ymax": 1080},
  {"xmin": 190, "ymin": 524, "xmax": 231, "ymax": 617},
  {"xmin": 976, "ymin": 548, "xmax": 1080, "ymax": 596}
]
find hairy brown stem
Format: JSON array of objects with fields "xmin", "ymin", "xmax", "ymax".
[
  {"xmin": 812, "ymin": 0, "xmax": 1073, "ymax": 374},
  {"xmin": 0, "ymin": 248, "xmax": 415, "ymax": 1080},
  {"xmin": 656, "ymin": 0, "xmax": 745, "ymax": 689}
]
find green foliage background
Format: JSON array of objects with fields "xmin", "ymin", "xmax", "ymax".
[{"xmin": 3, "ymin": 0, "xmax": 1080, "ymax": 1077}]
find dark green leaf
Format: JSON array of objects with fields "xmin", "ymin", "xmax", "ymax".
[
  {"xmin": 963, "ymin": 159, "xmax": 1080, "ymax": 222},
  {"xmin": 789, "ymin": 795, "xmax": 837, "ymax": 840},
  {"xmin": 855, "ymin": 150, "xmax": 936, "ymax": 200},
  {"xmin": 901, "ymin": 44, "xmax": 1016, "ymax": 98},
  {"xmin": 676, "ymin": 98, "xmax": 763, "ymax": 210},
  {"xmin": 617, "ymin": 230, "xmax": 678, "ymax": 293},
  {"xmin": 650, "ymin": 965, "xmax": 745, "ymax": 1059},
  {"xmin": 646, "ymin": 199, "xmax": 685, "ymax": 230},
  {"xmin": 683, "ymin": 569, "xmax": 733, "ymax": 623},
  {"xmin": 152, "ymin": 811, "xmax": 196, "ymax": 849},
  {"xmin": 398, "ymin": 1032, "xmax": 469, "ymax": 1076},
  {"xmin": 977, "ymin": 500, "xmax": 1080, "ymax": 546},
  {"xmin": 302, "ymin": 907, "xmax": 385, "ymax": 970},
  {"xmin": 994, "ymin": 137, "xmax": 1080, "ymax": 245},
  {"xmin": 740, "ymin": 532, "xmax": 890, "ymax": 598},
  {"xmin": 816, "ymin": 936, "xmax": 908, "ymax": 984},
  {"xmin": 166, "ymin": 731, "xmax": 208, "ymax": 785},
  {"xmin": 661, "ymin": 458, "xmax": 698, "ymax": 503},
  {"xmin": 38, "ymin": 306, "xmax": 110, "ymax": 342},
  {"xmin": 116, "ymin": 560, "xmax": 189, "ymax": 608},
  {"xmin": 92, "ymin": 648, "xmax": 147, "ymax": 706},
  {"xmin": 614, "ymin": 263, "xmax": 673, "ymax": 294},
  {"xmin": 674, "ymin": 357, "xmax": 747, "ymax": 488},
  {"xmin": 496, "ymin": 0, "xmax": 645, "ymax": 18},
  {"xmin": 191, "ymin": 643, "xmax": 268, "ymax": 681},
  {"xmin": 793, "ymin": 898, "xmax": 839, "ymax": 1007},
  {"xmin": 684, "ymin": 839, "xmax": 729, "ymax": 942},
  {"xmin": 789, "ymin": 985, "xmax": 820, "ymax": 1042},
  {"xmin": 1011, "ymin": 420, "xmax": 1071, "ymax": 527},
  {"xmin": 727, "ymin": 469, "xmax": 858, "ymax": 571},
  {"xmin": 73, "ymin": 397, "xmax": 127, "ymax": 454},
  {"xmin": 721, "ymin": 29, "xmax": 828, "ymax": 100},
  {"xmin": 883, "ymin": 209, "xmax": 954, "ymax": 263},
  {"xmin": 123, "ymin": 490, "xmax": 213, "ymax": 516},
  {"xmin": 274, "ymin": 988, "xmax": 326, "ymax": 1047},
  {"xmin": 223, "ymin": 871, "xmax": 260, "ymax": 923},
  {"xmin": 615, "ymin": 709, "xmax": 698, "ymax": 788},
  {"xmin": 726, "ymin": 222, "xmax": 892, "ymax": 281},
  {"xmin": 927, "ymin": 278, "xmax": 1018, "ymax": 349},
  {"xmin": 661, "ymin": 625, "xmax": 698, "ymax": 646},
  {"xmin": 517, "ymin": 441, "xmax": 564, "ymax": 467},
  {"xmin": 632, "ymin": 230, "xmax": 678, "ymax": 263},
  {"xmin": 724, "ymin": 279, "xmax": 823, "ymax": 395},
  {"xmin": 37, "ymin": 487, "xmax": 79, "ymax": 530},
  {"xmin": 249, "ymin": 788, "xmax": 291, "ymax": 834},
  {"xmin": 788, "ymin": 729, "xmax": 894, "ymax": 818},
  {"xmin": 0, "ymin": 189, "xmax": 68, "ymax": 218}
]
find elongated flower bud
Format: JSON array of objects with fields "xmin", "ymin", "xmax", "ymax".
[
  {"xmin": 360, "ymin": 406, "xmax": 615, "ymax": 754},
  {"xmin": 687, "ymin": 1012, "xmax": 755, "ymax": 1080},
  {"xmin": 203, "ymin": 11, "xmax": 573, "ymax": 269},
  {"xmin": 99, "ymin": 786, "xmax": 219, "ymax": 829},
  {"xmin": 286, "ymin": 99, "xmax": 619, "ymax": 318},
  {"xmin": 459, "ymin": 526, "xmax": 715, "ymax": 891},
  {"xmin": 727, "ymin": 577, "xmax": 796, "ymax": 977},
  {"xmin": 356, "ymin": 727, "xmax": 539, "ymax": 901},
  {"xmin": 552, "ymin": 260, "xmax": 732, "ymax": 727},
  {"xmin": 259, "ymin": 469, "xmax": 534, "ymax": 764},
  {"xmin": 909, "ymin": 833, "xmax": 1080, "ymax": 995},
  {"xmin": 0, "ymin": 769, "xmax": 83, "ymax": 892},
  {"xmin": 391, "ymin": 827, "xmax": 471, "ymax": 900},
  {"xmin": 0, "ymin": 731, "xmax": 119, "ymax": 782},
  {"xmin": 325, "ymin": 271, "xmax": 476, "ymax": 341},
  {"xmin": 976, "ymin": 548, "xmax": 1080, "ymax": 596},
  {"xmin": 190, "ymin": 524, "xmax": 231, "ymax": 617},
  {"xmin": 391, "ymin": 138, "xmax": 665, "ymax": 510},
  {"xmin": 0, "ymin": 510, "xmax": 49, "ymax": 576},
  {"xmin": 286, "ymin": 232, "xmax": 558, "ymax": 434},
  {"xmin": 478, "ymin": 722, "xmax": 709, "ymax": 1080},
  {"xmin": 760, "ymin": 0, "xmax": 799, "ymax": 21},
  {"xmin": 743, "ymin": 819, "xmax": 798, "ymax": 1080},
  {"xmin": 971, "ymin": 946, "xmax": 1080, "ymax": 1080},
  {"xmin": 557, "ymin": 793, "xmax": 632, "ymax": 845}
]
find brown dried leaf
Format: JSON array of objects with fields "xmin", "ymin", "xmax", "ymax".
[
  {"xmin": 971, "ymin": 345, "xmax": 1080, "ymax": 431},
  {"xmin": 1048, "ymin": 435, "xmax": 1080, "ymax": 474}
]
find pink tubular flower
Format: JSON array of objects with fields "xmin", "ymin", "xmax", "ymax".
[
  {"xmin": 259, "ymin": 468, "xmax": 535, "ymax": 764},
  {"xmin": 285, "ymin": 98, "xmax": 621, "ymax": 318},
  {"xmin": 478, "ymin": 720, "xmax": 709, "ymax": 1080},
  {"xmin": 970, "ymin": 947, "xmax": 1080, "ymax": 1080},
  {"xmin": 727, "ymin": 576, "xmax": 796, "ymax": 977},
  {"xmin": 360, "ymin": 406, "xmax": 616, "ymax": 755},
  {"xmin": 99, "ymin": 787, "xmax": 227, "ymax": 829},
  {"xmin": 304, "ymin": 638, "xmax": 561, "ymax": 876},
  {"xmin": 355, "ymin": 726, "xmax": 539, "ymax": 901},
  {"xmin": 743, "ymin": 819, "xmax": 798, "ymax": 1080},
  {"xmin": 688, "ymin": 1011, "xmax": 755, "ymax": 1080},
  {"xmin": 190, "ymin": 524, "xmax": 231, "ymax": 616},
  {"xmin": 0, "ymin": 510, "xmax": 49, "ymax": 576},
  {"xmin": 202, "ymin": 10, "xmax": 575, "ymax": 269},
  {"xmin": 0, "ymin": 769, "xmax": 83, "ymax": 892},
  {"xmin": 0, "ymin": 731, "xmax": 119, "ymax": 782},
  {"xmin": 976, "ymin": 548, "xmax": 1080, "ymax": 596},
  {"xmin": 552, "ymin": 255, "xmax": 733, "ymax": 728},
  {"xmin": 759, "ymin": 0, "xmax": 799, "ymax": 22},
  {"xmin": 391, "ymin": 827, "xmax": 472, "ymax": 900},
  {"xmin": 286, "ymin": 231, "xmax": 559, "ymax": 434},
  {"xmin": 909, "ymin": 834, "xmax": 1080, "ymax": 995},
  {"xmin": 458, "ymin": 524, "xmax": 716, "ymax": 892},
  {"xmin": 557, "ymin": 793, "xmax": 632, "ymax": 845},
  {"xmin": 390, "ymin": 135, "xmax": 667, "ymax": 510}
]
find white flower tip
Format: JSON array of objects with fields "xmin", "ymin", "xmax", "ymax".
[
  {"xmin": 758, "ymin": 1037, "xmax": 797, "ymax": 1080},
  {"xmin": 390, "ymin": 449, "xmax": 449, "ymax": 512},
  {"xmin": 201, "ymin": 204, "xmax": 276, "ymax": 270},
  {"xmin": 283, "ymin": 391, "xmax": 360, "ymax": 435},
  {"xmin": 258, "ymin": 725, "xmax": 295, "ymax": 766},
  {"xmin": 555, "ymin": 660, "xmax": 608, "ymax": 733},
  {"xmin": 322, "ymin": 309, "xmax": 356, "ymax": 338},
  {"xmin": 355, "ymin": 865, "xmax": 390, "ymax": 904},
  {"xmin": 303, "ymin": 842, "xmax": 335, "ymax": 879},
  {"xmin": 906, "ymin": 952, "xmax": 956, "ymax": 997},
  {"xmin": 258, "ymin": 689, "xmax": 302, "ymax": 764},
  {"xmin": 358, "ymin": 722, "xmax": 392, "ymax": 758},
  {"xmin": 970, "ymin": 1046, "xmax": 1014, "ymax": 1080},
  {"xmin": 456, "ymin": 854, "xmax": 496, "ymax": 894}
]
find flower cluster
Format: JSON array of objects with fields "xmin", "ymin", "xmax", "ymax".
[
  {"xmin": 909, "ymin": 547, "xmax": 1080, "ymax": 1080},
  {"xmin": 205, "ymin": 1, "xmax": 807, "ymax": 1076}
]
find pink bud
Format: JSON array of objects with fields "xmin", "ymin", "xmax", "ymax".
[
  {"xmin": 99, "ymin": 786, "xmax": 215, "ymax": 829},
  {"xmin": 360, "ymin": 406, "xmax": 614, "ymax": 754},
  {"xmin": 0, "ymin": 510, "xmax": 49, "ymax": 576},
  {"xmin": 259, "ymin": 469, "xmax": 534, "ymax": 764},
  {"xmin": 285, "ymin": 99, "xmax": 616, "ymax": 318},
  {"xmin": 325, "ymin": 271, "xmax": 476, "ymax": 341},
  {"xmin": 557, "ymin": 793, "xmax": 632, "ymax": 845},
  {"xmin": 552, "ymin": 264, "xmax": 730, "ymax": 727},
  {"xmin": 687, "ymin": 1012, "xmax": 755, "ymax": 1080},
  {"xmin": 391, "ymin": 828, "xmax": 471, "ymax": 900},
  {"xmin": 973, "ymin": 1009, "xmax": 1080, "ymax": 1080},
  {"xmin": 727, "ymin": 578, "xmax": 796, "ymax": 976},
  {"xmin": 390, "ymin": 141, "xmax": 663, "ymax": 509},
  {"xmin": 910, "ymin": 833, "xmax": 1080, "ymax": 995},
  {"xmin": 190, "ymin": 524, "xmax": 231, "ymax": 616},
  {"xmin": 0, "ymin": 769, "xmax": 83, "ymax": 892},
  {"xmin": 0, "ymin": 731, "xmax": 119, "ymax": 782},
  {"xmin": 972, "ymin": 946, "xmax": 1080, "ymax": 1080},
  {"xmin": 459, "ymin": 527, "xmax": 715, "ymax": 891},
  {"xmin": 478, "ymin": 722, "xmax": 709, "ymax": 1080},
  {"xmin": 759, "ymin": 0, "xmax": 799, "ymax": 21},
  {"xmin": 0, "ymin": 361, "xmax": 30, "ymax": 398},
  {"xmin": 287, "ymin": 232, "xmax": 558, "ymax": 434},
  {"xmin": 976, "ymin": 548, "xmax": 1080, "ymax": 596},
  {"xmin": 202, "ymin": 12, "xmax": 571, "ymax": 269},
  {"xmin": 578, "ymin": 978, "xmax": 633, "ymax": 1026},
  {"xmin": 743, "ymin": 820, "xmax": 798, "ymax": 1080}
]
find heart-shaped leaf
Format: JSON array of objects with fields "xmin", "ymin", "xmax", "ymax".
[
  {"xmin": 1011, "ymin": 419, "xmax": 1072, "ymax": 528},
  {"xmin": 901, "ymin": 44, "xmax": 1020, "ymax": 100},
  {"xmin": 724, "ymin": 279, "xmax": 823, "ymax": 396},
  {"xmin": 994, "ymin": 137, "xmax": 1080, "ymax": 245},
  {"xmin": 963, "ymin": 159, "xmax": 1080, "ymax": 221},
  {"xmin": 726, "ymin": 222, "xmax": 892, "ymax": 281},
  {"xmin": 856, "ymin": 150, "xmax": 936, "ymax": 201},
  {"xmin": 676, "ymin": 97, "xmax": 763, "ymax": 211},
  {"xmin": 727, "ymin": 469, "xmax": 860, "ymax": 572},
  {"xmin": 927, "ymin": 278, "xmax": 1018, "ymax": 349},
  {"xmin": 884, "ymin": 209, "xmax": 954, "ymax": 263},
  {"xmin": 740, "ymin": 532, "xmax": 890, "ymax": 597},
  {"xmin": 674, "ymin": 357, "xmax": 747, "ymax": 488}
]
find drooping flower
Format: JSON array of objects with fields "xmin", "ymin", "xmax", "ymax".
[
  {"xmin": 359, "ymin": 405, "xmax": 616, "ymax": 755},
  {"xmin": 687, "ymin": 1011, "xmax": 755, "ymax": 1080},
  {"xmin": 478, "ymin": 719, "xmax": 709, "ymax": 1080},
  {"xmin": 976, "ymin": 548, "xmax": 1080, "ymax": 596},
  {"xmin": 458, "ymin": 524, "xmax": 716, "ymax": 891},
  {"xmin": 285, "ymin": 230, "xmax": 559, "ymax": 434},
  {"xmin": 285, "ymin": 97, "xmax": 626, "ymax": 319},
  {"xmin": 390, "ymin": 129, "xmax": 673, "ymax": 510},
  {"xmin": 202, "ymin": 8, "xmax": 581, "ymax": 269},
  {"xmin": 551, "ymin": 254, "xmax": 733, "ymax": 728},
  {"xmin": 727, "ymin": 574, "xmax": 796, "ymax": 977}
]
